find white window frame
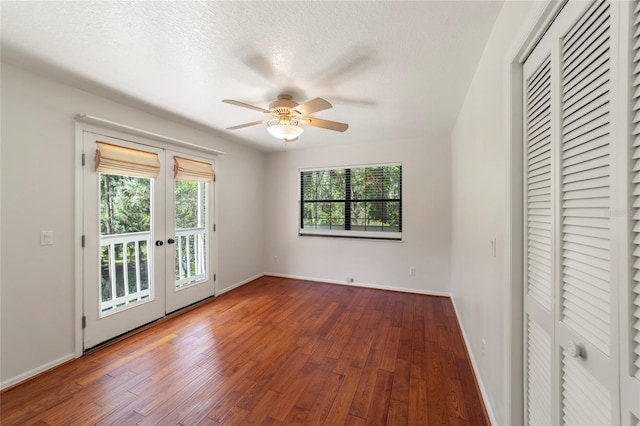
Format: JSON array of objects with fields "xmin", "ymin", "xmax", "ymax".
[{"xmin": 299, "ymin": 162, "xmax": 402, "ymax": 241}]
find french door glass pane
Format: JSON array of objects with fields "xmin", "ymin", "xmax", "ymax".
[
  {"xmin": 99, "ymin": 174, "xmax": 152, "ymax": 315},
  {"xmin": 174, "ymin": 180, "xmax": 207, "ymax": 288}
]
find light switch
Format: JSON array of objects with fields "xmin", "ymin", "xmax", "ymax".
[{"xmin": 40, "ymin": 230, "xmax": 54, "ymax": 246}]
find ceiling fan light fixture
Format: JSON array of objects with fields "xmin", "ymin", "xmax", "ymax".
[
  {"xmin": 223, "ymin": 95, "xmax": 348, "ymax": 142},
  {"xmin": 267, "ymin": 120, "xmax": 304, "ymax": 141}
]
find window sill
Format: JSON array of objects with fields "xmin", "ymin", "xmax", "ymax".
[{"xmin": 299, "ymin": 229, "xmax": 402, "ymax": 241}]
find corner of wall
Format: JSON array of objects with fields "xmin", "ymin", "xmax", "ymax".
[{"xmin": 450, "ymin": 295, "xmax": 497, "ymax": 425}]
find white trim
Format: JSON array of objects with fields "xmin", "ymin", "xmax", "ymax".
[
  {"xmin": 0, "ymin": 353, "xmax": 75, "ymax": 390},
  {"xmin": 75, "ymin": 114, "xmax": 225, "ymax": 156},
  {"xmin": 264, "ymin": 272, "xmax": 451, "ymax": 297},
  {"xmin": 212, "ymin": 160, "xmax": 220, "ymax": 297},
  {"xmin": 216, "ymin": 273, "xmax": 265, "ymax": 296},
  {"xmin": 74, "ymin": 123, "xmax": 84, "ymax": 358},
  {"xmin": 503, "ymin": 1, "xmax": 567, "ymax": 425},
  {"xmin": 451, "ymin": 296, "xmax": 497, "ymax": 426},
  {"xmin": 299, "ymin": 229, "xmax": 401, "ymax": 240}
]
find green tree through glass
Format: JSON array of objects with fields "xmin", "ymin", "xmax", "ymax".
[{"xmin": 99, "ymin": 174, "xmax": 151, "ymax": 308}]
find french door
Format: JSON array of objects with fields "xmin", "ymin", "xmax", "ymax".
[
  {"xmin": 82, "ymin": 131, "xmax": 215, "ymax": 349},
  {"xmin": 164, "ymin": 149, "xmax": 215, "ymax": 314}
]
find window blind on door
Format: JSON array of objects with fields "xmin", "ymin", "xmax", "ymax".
[
  {"xmin": 173, "ymin": 156, "xmax": 214, "ymax": 182},
  {"xmin": 560, "ymin": 0, "xmax": 612, "ymax": 356},
  {"xmin": 526, "ymin": 55, "xmax": 553, "ymax": 311},
  {"xmin": 630, "ymin": 0, "xmax": 640, "ymax": 380},
  {"xmin": 95, "ymin": 141, "xmax": 161, "ymax": 178}
]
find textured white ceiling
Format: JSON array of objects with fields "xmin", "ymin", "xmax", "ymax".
[{"xmin": 1, "ymin": 1, "xmax": 503, "ymax": 152}]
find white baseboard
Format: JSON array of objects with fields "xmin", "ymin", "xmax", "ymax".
[
  {"xmin": 264, "ymin": 272, "xmax": 451, "ymax": 297},
  {"xmin": 1, "ymin": 353, "xmax": 75, "ymax": 391},
  {"xmin": 451, "ymin": 297, "xmax": 496, "ymax": 425},
  {"xmin": 216, "ymin": 273, "xmax": 265, "ymax": 296},
  {"xmin": 1, "ymin": 274, "xmax": 451, "ymax": 393},
  {"xmin": 2, "ymin": 274, "xmax": 265, "ymax": 391}
]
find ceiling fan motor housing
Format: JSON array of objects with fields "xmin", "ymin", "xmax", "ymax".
[{"xmin": 269, "ymin": 94, "xmax": 299, "ymax": 114}]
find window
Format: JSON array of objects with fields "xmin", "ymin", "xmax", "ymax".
[{"xmin": 300, "ymin": 163, "xmax": 402, "ymax": 240}]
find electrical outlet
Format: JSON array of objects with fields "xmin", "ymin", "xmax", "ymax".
[
  {"xmin": 346, "ymin": 277, "xmax": 354, "ymax": 283},
  {"xmin": 274, "ymin": 256, "xmax": 279, "ymax": 264},
  {"xmin": 409, "ymin": 266, "xmax": 416, "ymax": 276}
]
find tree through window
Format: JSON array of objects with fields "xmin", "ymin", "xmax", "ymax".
[{"xmin": 300, "ymin": 163, "xmax": 402, "ymax": 240}]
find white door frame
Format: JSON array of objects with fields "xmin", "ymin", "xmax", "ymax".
[
  {"xmin": 504, "ymin": 1, "xmax": 567, "ymax": 424},
  {"xmin": 74, "ymin": 118, "xmax": 222, "ymax": 357}
]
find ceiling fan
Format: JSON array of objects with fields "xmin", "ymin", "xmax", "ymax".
[{"xmin": 222, "ymin": 94, "xmax": 349, "ymax": 142}]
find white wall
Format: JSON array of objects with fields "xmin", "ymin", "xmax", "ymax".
[
  {"xmin": 0, "ymin": 63, "xmax": 265, "ymax": 384},
  {"xmin": 450, "ymin": 1, "xmax": 536, "ymax": 424},
  {"xmin": 264, "ymin": 138, "xmax": 450, "ymax": 294},
  {"xmin": 1, "ymin": 4, "xmax": 538, "ymax": 405}
]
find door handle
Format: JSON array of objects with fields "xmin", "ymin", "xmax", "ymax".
[
  {"xmin": 155, "ymin": 240, "xmax": 164, "ymax": 246},
  {"xmin": 167, "ymin": 238, "xmax": 175, "ymax": 244},
  {"xmin": 566, "ymin": 341, "xmax": 584, "ymax": 358}
]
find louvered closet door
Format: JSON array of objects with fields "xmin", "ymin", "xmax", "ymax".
[
  {"xmin": 523, "ymin": 29, "xmax": 555, "ymax": 426},
  {"xmin": 557, "ymin": 1, "xmax": 619, "ymax": 424},
  {"xmin": 624, "ymin": 0, "xmax": 640, "ymax": 423},
  {"xmin": 523, "ymin": 1, "xmax": 621, "ymax": 424}
]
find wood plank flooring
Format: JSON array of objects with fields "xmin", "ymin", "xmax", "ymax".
[{"xmin": 0, "ymin": 276, "xmax": 489, "ymax": 425}]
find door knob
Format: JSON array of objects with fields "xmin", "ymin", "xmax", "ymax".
[
  {"xmin": 566, "ymin": 341, "xmax": 583, "ymax": 358},
  {"xmin": 155, "ymin": 240, "xmax": 164, "ymax": 246},
  {"xmin": 167, "ymin": 238, "xmax": 175, "ymax": 244}
]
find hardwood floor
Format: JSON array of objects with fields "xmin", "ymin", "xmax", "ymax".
[{"xmin": 0, "ymin": 276, "xmax": 489, "ymax": 425}]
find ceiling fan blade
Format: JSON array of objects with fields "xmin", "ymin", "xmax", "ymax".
[
  {"xmin": 222, "ymin": 99, "xmax": 271, "ymax": 114},
  {"xmin": 292, "ymin": 98, "xmax": 332, "ymax": 116},
  {"xmin": 299, "ymin": 117, "xmax": 348, "ymax": 132},
  {"xmin": 226, "ymin": 119, "xmax": 270, "ymax": 130}
]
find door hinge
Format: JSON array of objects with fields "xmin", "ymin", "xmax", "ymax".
[
  {"xmin": 82, "ymin": 316, "xmax": 86, "ymax": 329},
  {"xmin": 213, "ymin": 224, "xmax": 216, "ymax": 232},
  {"xmin": 81, "ymin": 235, "xmax": 86, "ymax": 247},
  {"xmin": 81, "ymin": 153, "xmax": 86, "ymax": 166},
  {"xmin": 214, "ymin": 273, "xmax": 217, "ymax": 282},
  {"xmin": 214, "ymin": 174, "xmax": 216, "ymax": 182}
]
